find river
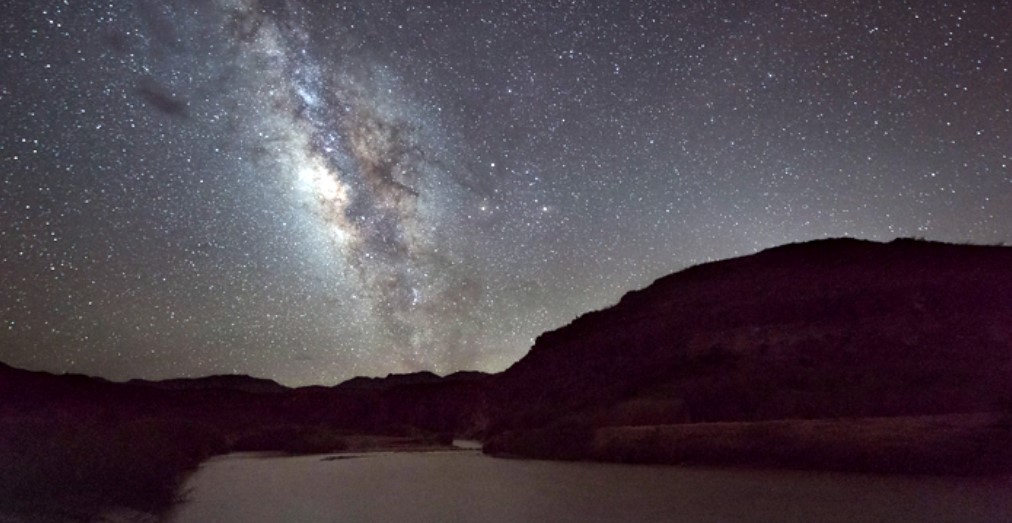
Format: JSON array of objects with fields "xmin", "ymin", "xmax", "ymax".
[{"xmin": 168, "ymin": 449, "xmax": 1012, "ymax": 522}]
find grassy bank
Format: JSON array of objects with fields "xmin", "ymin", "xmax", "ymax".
[
  {"xmin": 0, "ymin": 418, "xmax": 455, "ymax": 521},
  {"xmin": 486, "ymin": 413, "xmax": 1012, "ymax": 475},
  {"xmin": 0, "ymin": 417, "xmax": 226, "ymax": 521},
  {"xmin": 229, "ymin": 425, "xmax": 454, "ymax": 454}
]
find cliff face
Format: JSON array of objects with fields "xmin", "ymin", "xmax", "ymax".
[{"xmin": 491, "ymin": 238, "xmax": 1012, "ymax": 432}]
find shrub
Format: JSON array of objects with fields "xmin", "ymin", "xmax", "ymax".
[
  {"xmin": 485, "ymin": 418, "xmax": 593, "ymax": 460},
  {"xmin": 230, "ymin": 424, "xmax": 349, "ymax": 454},
  {"xmin": 0, "ymin": 417, "xmax": 226, "ymax": 518}
]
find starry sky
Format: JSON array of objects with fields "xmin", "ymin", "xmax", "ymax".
[{"xmin": 1, "ymin": 1, "xmax": 1010, "ymax": 386}]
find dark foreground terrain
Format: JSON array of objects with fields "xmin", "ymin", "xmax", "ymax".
[
  {"xmin": 2, "ymin": 238, "xmax": 1011, "ymax": 520},
  {"xmin": 0, "ymin": 363, "xmax": 480, "ymax": 520}
]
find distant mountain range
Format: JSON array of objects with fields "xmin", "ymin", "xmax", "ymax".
[{"xmin": 126, "ymin": 375, "xmax": 291, "ymax": 394}]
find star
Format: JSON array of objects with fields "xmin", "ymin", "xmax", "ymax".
[{"xmin": 0, "ymin": 0, "xmax": 1008, "ymax": 385}]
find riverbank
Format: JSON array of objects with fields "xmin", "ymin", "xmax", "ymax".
[
  {"xmin": 5, "ymin": 413, "xmax": 1010, "ymax": 522},
  {"xmin": 485, "ymin": 412, "xmax": 1012, "ymax": 475},
  {"xmin": 0, "ymin": 417, "xmax": 224, "ymax": 522},
  {"xmin": 168, "ymin": 449, "xmax": 1012, "ymax": 523},
  {"xmin": 0, "ymin": 417, "xmax": 456, "ymax": 522}
]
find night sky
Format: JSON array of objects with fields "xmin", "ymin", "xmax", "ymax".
[{"xmin": 2, "ymin": 1, "xmax": 1009, "ymax": 386}]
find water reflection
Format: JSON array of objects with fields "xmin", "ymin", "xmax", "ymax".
[{"xmin": 170, "ymin": 451, "xmax": 1012, "ymax": 523}]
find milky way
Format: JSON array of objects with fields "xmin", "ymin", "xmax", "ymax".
[
  {"xmin": 1, "ymin": 1, "xmax": 1010, "ymax": 385},
  {"xmin": 221, "ymin": 0, "xmax": 482, "ymax": 370}
]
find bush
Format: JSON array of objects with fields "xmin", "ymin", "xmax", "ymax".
[
  {"xmin": 230, "ymin": 424, "xmax": 349, "ymax": 454},
  {"xmin": 0, "ymin": 417, "xmax": 226, "ymax": 518},
  {"xmin": 485, "ymin": 418, "xmax": 593, "ymax": 460}
]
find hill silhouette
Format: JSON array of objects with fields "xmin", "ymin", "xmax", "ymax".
[
  {"xmin": 484, "ymin": 238, "xmax": 1012, "ymax": 471},
  {"xmin": 127, "ymin": 374, "xmax": 290, "ymax": 394},
  {"xmin": 492, "ymin": 238, "xmax": 1012, "ymax": 425}
]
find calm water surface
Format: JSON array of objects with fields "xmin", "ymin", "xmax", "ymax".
[{"xmin": 169, "ymin": 450, "xmax": 1012, "ymax": 523}]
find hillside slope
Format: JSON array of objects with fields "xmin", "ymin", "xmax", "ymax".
[{"xmin": 486, "ymin": 238, "xmax": 1012, "ymax": 470}]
